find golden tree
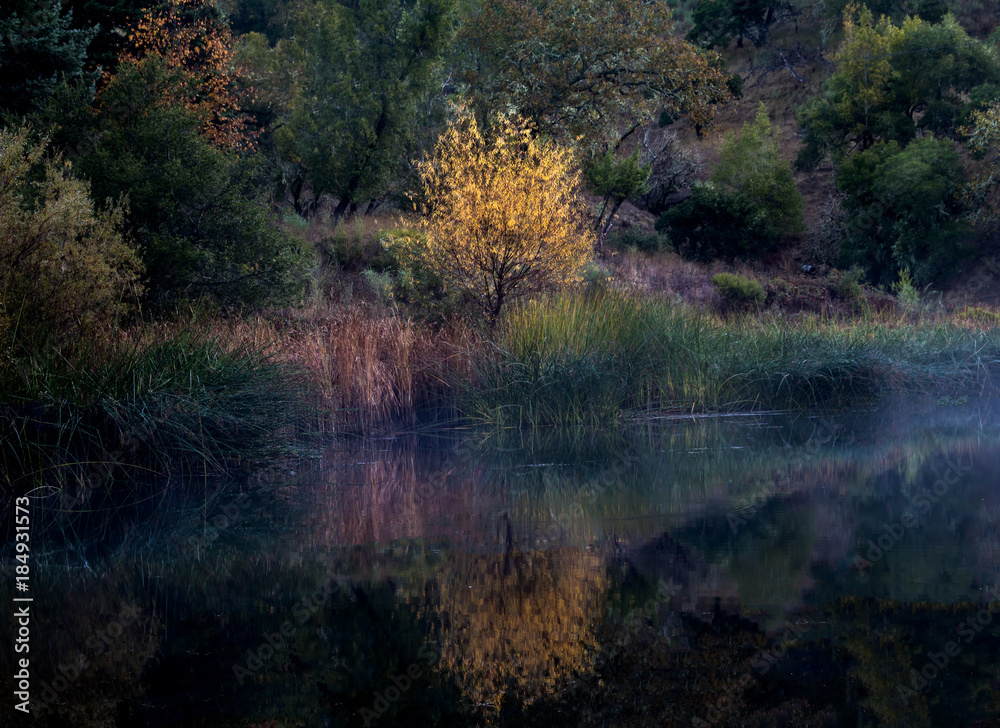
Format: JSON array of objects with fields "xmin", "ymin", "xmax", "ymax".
[{"xmin": 397, "ymin": 109, "xmax": 594, "ymax": 323}]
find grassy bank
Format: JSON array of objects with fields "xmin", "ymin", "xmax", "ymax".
[
  {"xmin": 465, "ymin": 290, "xmax": 1000, "ymax": 426},
  {"xmin": 0, "ymin": 321, "xmax": 313, "ymax": 490},
  {"xmin": 269, "ymin": 286, "xmax": 1000, "ymax": 431},
  {"xmin": 6, "ymin": 283, "xmax": 1000, "ymax": 490}
]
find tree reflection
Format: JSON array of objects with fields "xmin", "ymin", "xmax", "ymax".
[{"xmin": 431, "ymin": 546, "xmax": 606, "ymax": 715}]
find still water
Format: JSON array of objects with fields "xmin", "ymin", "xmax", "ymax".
[{"xmin": 4, "ymin": 396, "xmax": 1000, "ymax": 727}]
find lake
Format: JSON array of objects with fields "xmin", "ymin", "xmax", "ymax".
[{"xmin": 4, "ymin": 395, "xmax": 1000, "ymax": 727}]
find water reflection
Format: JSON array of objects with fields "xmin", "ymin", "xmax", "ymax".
[{"xmin": 3, "ymin": 396, "xmax": 1000, "ymax": 726}]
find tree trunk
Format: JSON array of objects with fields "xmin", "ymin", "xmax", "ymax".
[
  {"xmin": 489, "ymin": 284, "xmax": 505, "ymax": 329},
  {"xmin": 332, "ymin": 195, "xmax": 352, "ymax": 222},
  {"xmin": 597, "ymin": 195, "xmax": 627, "ymax": 255}
]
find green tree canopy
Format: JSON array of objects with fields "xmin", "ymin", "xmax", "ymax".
[
  {"xmin": 0, "ymin": 0, "xmax": 97, "ymax": 118},
  {"xmin": 81, "ymin": 57, "xmax": 311, "ymax": 309},
  {"xmin": 61, "ymin": 0, "xmax": 159, "ymax": 76},
  {"xmin": 796, "ymin": 6, "xmax": 1000, "ymax": 170},
  {"xmin": 837, "ymin": 137, "xmax": 971, "ymax": 285},
  {"xmin": 964, "ymin": 100, "xmax": 1000, "ymax": 217},
  {"xmin": 586, "ymin": 149, "xmax": 651, "ymax": 251},
  {"xmin": 687, "ymin": 0, "xmax": 795, "ymax": 49},
  {"xmin": 655, "ymin": 104, "xmax": 803, "ymax": 263},
  {"xmin": 278, "ymin": 0, "xmax": 456, "ymax": 220},
  {"xmin": 658, "ymin": 182, "xmax": 780, "ymax": 261},
  {"xmin": 458, "ymin": 0, "xmax": 734, "ymax": 154}
]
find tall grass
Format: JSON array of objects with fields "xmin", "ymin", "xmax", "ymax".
[
  {"xmin": 8, "ymin": 287, "xmax": 1000, "ymax": 488},
  {"xmin": 1, "ymin": 324, "xmax": 313, "ymax": 489},
  {"xmin": 465, "ymin": 290, "xmax": 1000, "ymax": 427},
  {"xmin": 281, "ymin": 304, "xmax": 468, "ymax": 431}
]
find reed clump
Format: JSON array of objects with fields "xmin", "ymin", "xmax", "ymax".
[
  {"xmin": 279, "ymin": 303, "xmax": 471, "ymax": 432},
  {"xmin": 1, "ymin": 320, "xmax": 312, "ymax": 489},
  {"xmin": 464, "ymin": 290, "xmax": 1000, "ymax": 427}
]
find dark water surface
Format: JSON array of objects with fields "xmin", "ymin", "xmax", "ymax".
[{"xmin": 4, "ymin": 396, "xmax": 1000, "ymax": 727}]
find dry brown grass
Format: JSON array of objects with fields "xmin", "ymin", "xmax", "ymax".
[
  {"xmin": 114, "ymin": 299, "xmax": 475, "ymax": 433},
  {"xmin": 276, "ymin": 302, "xmax": 475, "ymax": 432}
]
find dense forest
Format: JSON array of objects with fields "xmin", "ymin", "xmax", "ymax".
[{"xmin": 5, "ymin": 0, "xmax": 1000, "ymax": 482}]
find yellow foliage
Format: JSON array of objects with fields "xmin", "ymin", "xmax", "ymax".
[
  {"xmin": 431, "ymin": 547, "xmax": 606, "ymax": 712},
  {"xmin": 397, "ymin": 108, "xmax": 594, "ymax": 322}
]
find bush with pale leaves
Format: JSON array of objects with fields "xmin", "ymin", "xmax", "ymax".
[{"xmin": 0, "ymin": 128, "xmax": 142, "ymax": 352}]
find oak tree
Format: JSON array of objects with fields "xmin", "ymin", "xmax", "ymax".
[
  {"xmin": 458, "ymin": 0, "xmax": 735, "ymax": 154},
  {"xmin": 280, "ymin": 0, "xmax": 456, "ymax": 220}
]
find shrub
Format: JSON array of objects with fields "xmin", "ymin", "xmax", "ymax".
[
  {"xmin": 833, "ymin": 266, "xmax": 868, "ymax": 312},
  {"xmin": 658, "ymin": 182, "xmax": 778, "ymax": 261},
  {"xmin": 581, "ymin": 260, "xmax": 614, "ymax": 288},
  {"xmin": 319, "ymin": 218, "xmax": 393, "ymax": 273},
  {"xmin": 0, "ymin": 127, "xmax": 142, "ymax": 354},
  {"xmin": 711, "ymin": 273, "xmax": 766, "ymax": 310},
  {"xmin": 660, "ymin": 107, "xmax": 800, "ymax": 263},
  {"xmin": 361, "ymin": 268, "xmax": 396, "ymax": 306},
  {"xmin": 605, "ymin": 226, "xmax": 672, "ymax": 254},
  {"xmin": 893, "ymin": 268, "xmax": 920, "ymax": 311},
  {"xmin": 379, "ymin": 227, "xmax": 455, "ymax": 322},
  {"xmin": 712, "ymin": 103, "xmax": 804, "ymax": 238},
  {"xmin": 403, "ymin": 108, "xmax": 594, "ymax": 324}
]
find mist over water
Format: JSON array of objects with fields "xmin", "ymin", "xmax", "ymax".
[{"xmin": 4, "ymin": 395, "xmax": 1000, "ymax": 727}]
